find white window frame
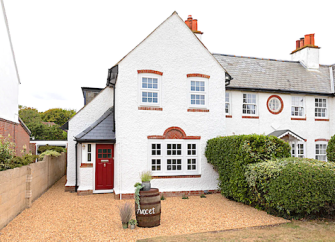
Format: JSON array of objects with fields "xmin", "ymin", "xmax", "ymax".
[
  {"xmin": 315, "ymin": 141, "xmax": 328, "ymax": 161},
  {"xmin": 138, "ymin": 73, "xmax": 161, "ymax": 107},
  {"xmin": 225, "ymin": 92, "xmax": 231, "ymax": 115},
  {"xmin": 148, "ymin": 139, "xmax": 200, "ymax": 176},
  {"xmin": 290, "ymin": 141, "xmax": 305, "ymax": 158},
  {"xmin": 315, "ymin": 98, "xmax": 328, "ymax": 118},
  {"xmin": 188, "ymin": 77, "xmax": 208, "ymax": 109},
  {"xmin": 242, "ymin": 93, "xmax": 258, "ymax": 116},
  {"xmin": 291, "ymin": 96, "xmax": 305, "ymax": 117}
]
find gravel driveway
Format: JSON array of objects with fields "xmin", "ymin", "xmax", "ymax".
[{"xmin": 0, "ymin": 176, "xmax": 288, "ymax": 241}]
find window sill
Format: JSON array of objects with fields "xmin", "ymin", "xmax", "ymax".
[
  {"xmin": 80, "ymin": 163, "xmax": 93, "ymax": 168},
  {"xmin": 242, "ymin": 116, "xmax": 259, "ymax": 119},
  {"xmin": 315, "ymin": 118, "xmax": 329, "ymax": 121},
  {"xmin": 187, "ymin": 109, "xmax": 209, "ymax": 112},
  {"xmin": 226, "ymin": 115, "xmax": 232, "ymax": 118},
  {"xmin": 152, "ymin": 175, "xmax": 201, "ymax": 179},
  {"xmin": 291, "ymin": 117, "xmax": 306, "ymax": 121},
  {"xmin": 138, "ymin": 107, "xmax": 163, "ymax": 111}
]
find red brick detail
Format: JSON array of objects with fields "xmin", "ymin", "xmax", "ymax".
[
  {"xmin": 114, "ymin": 190, "xmax": 220, "ymax": 200},
  {"xmin": 137, "ymin": 70, "xmax": 163, "ymax": 76},
  {"xmin": 187, "ymin": 73, "xmax": 210, "ymax": 79},
  {"xmin": 80, "ymin": 163, "xmax": 93, "ymax": 168},
  {"xmin": 226, "ymin": 115, "xmax": 232, "ymax": 118},
  {"xmin": 315, "ymin": 118, "xmax": 329, "ymax": 121},
  {"xmin": 152, "ymin": 175, "xmax": 201, "ymax": 179},
  {"xmin": 0, "ymin": 118, "xmax": 30, "ymax": 156},
  {"xmin": 65, "ymin": 186, "xmax": 76, "ymax": 192},
  {"xmin": 77, "ymin": 190, "xmax": 93, "ymax": 196},
  {"xmin": 187, "ymin": 109, "xmax": 209, "ymax": 112},
  {"xmin": 148, "ymin": 126, "xmax": 201, "ymax": 140},
  {"xmin": 291, "ymin": 117, "xmax": 306, "ymax": 121},
  {"xmin": 266, "ymin": 95, "xmax": 284, "ymax": 115},
  {"xmin": 138, "ymin": 107, "xmax": 163, "ymax": 111},
  {"xmin": 242, "ymin": 116, "xmax": 259, "ymax": 119},
  {"xmin": 315, "ymin": 139, "xmax": 329, "ymax": 142}
]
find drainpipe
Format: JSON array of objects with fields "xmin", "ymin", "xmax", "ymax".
[
  {"xmin": 330, "ymin": 66, "xmax": 334, "ymax": 93},
  {"xmin": 75, "ymin": 141, "xmax": 78, "ymax": 192}
]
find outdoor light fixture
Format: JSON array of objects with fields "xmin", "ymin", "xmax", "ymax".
[{"xmin": 82, "ymin": 144, "xmax": 86, "ymax": 150}]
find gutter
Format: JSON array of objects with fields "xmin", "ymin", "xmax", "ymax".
[
  {"xmin": 330, "ymin": 66, "xmax": 334, "ymax": 93},
  {"xmin": 107, "ymin": 65, "xmax": 118, "ymax": 133}
]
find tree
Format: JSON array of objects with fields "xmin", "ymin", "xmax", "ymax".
[
  {"xmin": 19, "ymin": 107, "xmax": 42, "ymax": 124},
  {"xmin": 40, "ymin": 108, "xmax": 76, "ymax": 126},
  {"xmin": 326, "ymin": 135, "xmax": 335, "ymax": 162}
]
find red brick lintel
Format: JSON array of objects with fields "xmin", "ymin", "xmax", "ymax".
[
  {"xmin": 242, "ymin": 116, "xmax": 259, "ymax": 119},
  {"xmin": 152, "ymin": 175, "xmax": 201, "ymax": 179},
  {"xmin": 137, "ymin": 70, "xmax": 163, "ymax": 76},
  {"xmin": 315, "ymin": 118, "xmax": 329, "ymax": 121},
  {"xmin": 291, "ymin": 117, "xmax": 306, "ymax": 121},
  {"xmin": 315, "ymin": 139, "xmax": 329, "ymax": 142},
  {"xmin": 187, "ymin": 109, "xmax": 209, "ymax": 112},
  {"xmin": 148, "ymin": 135, "xmax": 201, "ymax": 139},
  {"xmin": 187, "ymin": 73, "xmax": 210, "ymax": 79},
  {"xmin": 138, "ymin": 107, "xmax": 163, "ymax": 111},
  {"xmin": 226, "ymin": 115, "xmax": 232, "ymax": 118},
  {"xmin": 80, "ymin": 163, "xmax": 93, "ymax": 168}
]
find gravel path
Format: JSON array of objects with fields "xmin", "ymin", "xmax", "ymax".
[{"xmin": 0, "ymin": 176, "xmax": 288, "ymax": 241}]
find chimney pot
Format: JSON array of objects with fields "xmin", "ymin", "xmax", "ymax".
[
  {"xmin": 296, "ymin": 40, "xmax": 300, "ymax": 49},
  {"xmin": 300, "ymin": 38, "xmax": 304, "ymax": 48}
]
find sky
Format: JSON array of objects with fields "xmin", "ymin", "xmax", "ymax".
[{"xmin": 4, "ymin": 0, "xmax": 335, "ymax": 112}]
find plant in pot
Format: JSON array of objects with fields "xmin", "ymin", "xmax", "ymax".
[
  {"xmin": 134, "ymin": 182, "xmax": 143, "ymax": 210},
  {"xmin": 129, "ymin": 219, "xmax": 137, "ymax": 230},
  {"xmin": 140, "ymin": 171, "xmax": 152, "ymax": 191},
  {"xmin": 118, "ymin": 202, "xmax": 132, "ymax": 229}
]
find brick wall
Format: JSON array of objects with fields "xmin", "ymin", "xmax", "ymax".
[
  {"xmin": 0, "ymin": 153, "xmax": 67, "ymax": 230},
  {"xmin": 0, "ymin": 118, "xmax": 30, "ymax": 156}
]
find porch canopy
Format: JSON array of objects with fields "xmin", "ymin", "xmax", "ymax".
[
  {"xmin": 268, "ymin": 129, "xmax": 305, "ymax": 142},
  {"xmin": 74, "ymin": 107, "xmax": 115, "ymax": 143}
]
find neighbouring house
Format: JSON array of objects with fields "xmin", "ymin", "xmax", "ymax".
[
  {"xmin": 64, "ymin": 12, "xmax": 335, "ymax": 197},
  {"xmin": 0, "ymin": 0, "xmax": 31, "ymax": 156}
]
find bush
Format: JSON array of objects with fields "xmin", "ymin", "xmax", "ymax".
[
  {"xmin": 245, "ymin": 157, "xmax": 335, "ymax": 218},
  {"xmin": 0, "ymin": 135, "xmax": 16, "ymax": 167},
  {"xmin": 205, "ymin": 134, "xmax": 290, "ymax": 204},
  {"xmin": 38, "ymin": 145, "xmax": 66, "ymax": 154},
  {"xmin": 327, "ymin": 135, "xmax": 335, "ymax": 162},
  {"xmin": 39, "ymin": 150, "xmax": 61, "ymax": 160}
]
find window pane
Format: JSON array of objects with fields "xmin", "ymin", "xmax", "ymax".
[
  {"xmin": 98, "ymin": 154, "xmax": 102, "ymax": 158},
  {"xmin": 103, "ymin": 149, "xmax": 107, "ymax": 153},
  {"xmin": 88, "ymin": 153, "xmax": 91, "ymax": 161},
  {"xmin": 88, "ymin": 144, "xmax": 91, "ymax": 152},
  {"xmin": 98, "ymin": 149, "xmax": 102, "ymax": 153}
]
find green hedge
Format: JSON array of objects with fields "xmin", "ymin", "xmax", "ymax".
[
  {"xmin": 205, "ymin": 134, "xmax": 290, "ymax": 203},
  {"xmin": 327, "ymin": 135, "xmax": 335, "ymax": 162},
  {"xmin": 245, "ymin": 157, "xmax": 335, "ymax": 218},
  {"xmin": 38, "ymin": 145, "xmax": 66, "ymax": 154}
]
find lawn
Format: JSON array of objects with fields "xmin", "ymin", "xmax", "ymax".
[{"xmin": 138, "ymin": 219, "xmax": 335, "ymax": 242}]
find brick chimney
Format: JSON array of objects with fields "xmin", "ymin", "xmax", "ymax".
[
  {"xmin": 185, "ymin": 15, "xmax": 203, "ymax": 40},
  {"xmin": 291, "ymin": 34, "xmax": 320, "ymax": 69}
]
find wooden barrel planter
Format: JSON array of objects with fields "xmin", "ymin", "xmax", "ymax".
[{"xmin": 135, "ymin": 188, "xmax": 161, "ymax": 227}]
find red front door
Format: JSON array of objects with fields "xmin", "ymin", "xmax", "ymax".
[{"xmin": 96, "ymin": 144, "xmax": 114, "ymax": 190}]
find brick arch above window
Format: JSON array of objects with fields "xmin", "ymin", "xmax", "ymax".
[
  {"xmin": 147, "ymin": 126, "xmax": 201, "ymax": 139},
  {"xmin": 137, "ymin": 69, "xmax": 163, "ymax": 76},
  {"xmin": 187, "ymin": 73, "xmax": 210, "ymax": 79},
  {"xmin": 315, "ymin": 138, "xmax": 329, "ymax": 142}
]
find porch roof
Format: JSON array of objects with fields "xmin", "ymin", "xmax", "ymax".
[
  {"xmin": 75, "ymin": 107, "xmax": 115, "ymax": 143},
  {"xmin": 268, "ymin": 129, "xmax": 305, "ymax": 142}
]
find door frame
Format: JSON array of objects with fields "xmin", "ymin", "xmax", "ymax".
[{"xmin": 93, "ymin": 143, "xmax": 115, "ymax": 194}]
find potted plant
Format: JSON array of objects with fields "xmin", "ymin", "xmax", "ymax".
[
  {"xmin": 129, "ymin": 219, "xmax": 137, "ymax": 230},
  {"xmin": 134, "ymin": 182, "xmax": 143, "ymax": 210},
  {"xmin": 140, "ymin": 170, "xmax": 152, "ymax": 191},
  {"xmin": 118, "ymin": 202, "xmax": 132, "ymax": 229}
]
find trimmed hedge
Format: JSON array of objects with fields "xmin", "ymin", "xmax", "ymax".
[
  {"xmin": 38, "ymin": 145, "xmax": 66, "ymax": 154},
  {"xmin": 205, "ymin": 134, "xmax": 290, "ymax": 203},
  {"xmin": 327, "ymin": 135, "xmax": 335, "ymax": 162},
  {"xmin": 245, "ymin": 157, "xmax": 335, "ymax": 218}
]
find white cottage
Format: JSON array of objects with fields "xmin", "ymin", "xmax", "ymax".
[
  {"xmin": 65, "ymin": 12, "xmax": 335, "ymax": 197},
  {"xmin": 65, "ymin": 12, "xmax": 230, "ymax": 197}
]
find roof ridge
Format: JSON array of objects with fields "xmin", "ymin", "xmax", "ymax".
[{"xmin": 212, "ymin": 53, "xmax": 299, "ymax": 63}]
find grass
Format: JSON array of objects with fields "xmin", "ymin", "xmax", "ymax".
[{"xmin": 137, "ymin": 219, "xmax": 335, "ymax": 242}]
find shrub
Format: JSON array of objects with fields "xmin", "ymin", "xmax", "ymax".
[
  {"xmin": 140, "ymin": 170, "xmax": 152, "ymax": 182},
  {"xmin": 38, "ymin": 145, "xmax": 66, "ymax": 154},
  {"xmin": 0, "ymin": 135, "xmax": 16, "ymax": 168},
  {"xmin": 205, "ymin": 134, "xmax": 290, "ymax": 204},
  {"xmin": 245, "ymin": 157, "xmax": 335, "ymax": 218},
  {"xmin": 327, "ymin": 135, "xmax": 335, "ymax": 162},
  {"xmin": 39, "ymin": 150, "xmax": 61, "ymax": 160},
  {"xmin": 119, "ymin": 202, "xmax": 133, "ymax": 224}
]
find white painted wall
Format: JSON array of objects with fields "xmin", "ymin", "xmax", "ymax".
[
  {"xmin": 291, "ymin": 47, "xmax": 319, "ymax": 69},
  {"xmin": 226, "ymin": 91, "xmax": 333, "ymax": 159},
  {"xmin": 0, "ymin": 0, "xmax": 19, "ymax": 123},
  {"xmin": 114, "ymin": 13, "xmax": 226, "ymax": 194},
  {"xmin": 66, "ymin": 87, "xmax": 113, "ymax": 188}
]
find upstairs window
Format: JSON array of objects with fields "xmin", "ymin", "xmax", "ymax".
[
  {"xmin": 242, "ymin": 93, "xmax": 257, "ymax": 115},
  {"xmin": 138, "ymin": 70, "xmax": 162, "ymax": 107},
  {"xmin": 291, "ymin": 96, "xmax": 304, "ymax": 117},
  {"xmin": 225, "ymin": 92, "xmax": 230, "ymax": 114},
  {"xmin": 187, "ymin": 75, "xmax": 209, "ymax": 109},
  {"xmin": 315, "ymin": 98, "xmax": 327, "ymax": 118}
]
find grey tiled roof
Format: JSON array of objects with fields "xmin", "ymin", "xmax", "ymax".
[
  {"xmin": 268, "ymin": 129, "xmax": 305, "ymax": 141},
  {"xmin": 75, "ymin": 107, "xmax": 115, "ymax": 142},
  {"xmin": 213, "ymin": 54, "xmax": 333, "ymax": 94}
]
